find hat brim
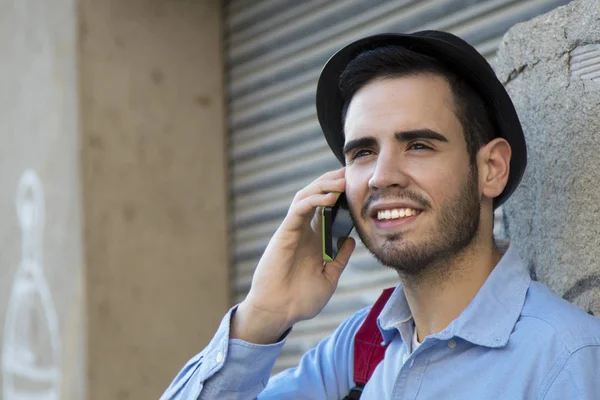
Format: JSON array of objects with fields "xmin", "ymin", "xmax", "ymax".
[{"xmin": 316, "ymin": 31, "xmax": 526, "ymax": 208}]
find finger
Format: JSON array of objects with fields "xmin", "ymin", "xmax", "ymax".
[
  {"xmin": 308, "ymin": 167, "xmax": 345, "ymax": 185},
  {"xmin": 332, "ymin": 237, "xmax": 356, "ymax": 267},
  {"xmin": 291, "ymin": 192, "xmax": 337, "ymax": 219},
  {"xmin": 283, "ymin": 193, "xmax": 337, "ymax": 231},
  {"xmin": 294, "ymin": 178, "xmax": 345, "ymax": 203},
  {"xmin": 324, "ymin": 237, "xmax": 356, "ymax": 281},
  {"xmin": 309, "ymin": 206, "xmax": 322, "ymax": 233},
  {"xmin": 296, "ymin": 168, "xmax": 345, "ymax": 200}
]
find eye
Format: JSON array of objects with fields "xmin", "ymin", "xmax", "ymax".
[
  {"xmin": 353, "ymin": 149, "xmax": 373, "ymax": 159},
  {"xmin": 408, "ymin": 142, "xmax": 432, "ymax": 151},
  {"xmin": 345, "ymin": 149, "xmax": 373, "ymax": 164}
]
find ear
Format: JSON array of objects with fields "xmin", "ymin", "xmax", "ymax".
[{"xmin": 477, "ymin": 138, "xmax": 511, "ymax": 200}]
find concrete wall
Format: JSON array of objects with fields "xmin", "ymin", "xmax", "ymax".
[
  {"xmin": 0, "ymin": 0, "xmax": 228, "ymax": 399},
  {"xmin": 0, "ymin": 0, "xmax": 85, "ymax": 399},
  {"xmin": 78, "ymin": 0, "xmax": 229, "ymax": 399},
  {"xmin": 497, "ymin": 0, "xmax": 600, "ymax": 316}
]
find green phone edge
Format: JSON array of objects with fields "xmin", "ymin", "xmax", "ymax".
[{"xmin": 322, "ymin": 192, "xmax": 341, "ymax": 262}]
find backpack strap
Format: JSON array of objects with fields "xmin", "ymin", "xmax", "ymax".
[{"xmin": 343, "ymin": 287, "xmax": 395, "ymax": 399}]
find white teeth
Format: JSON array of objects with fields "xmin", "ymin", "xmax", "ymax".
[{"xmin": 376, "ymin": 208, "xmax": 419, "ymax": 220}]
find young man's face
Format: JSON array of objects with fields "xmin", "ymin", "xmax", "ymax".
[{"xmin": 343, "ymin": 74, "xmax": 482, "ymax": 275}]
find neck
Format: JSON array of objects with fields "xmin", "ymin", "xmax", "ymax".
[{"xmin": 400, "ymin": 235, "xmax": 502, "ymax": 342}]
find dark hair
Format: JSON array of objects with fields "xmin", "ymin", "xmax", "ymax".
[{"xmin": 338, "ymin": 46, "xmax": 495, "ymax": 164}]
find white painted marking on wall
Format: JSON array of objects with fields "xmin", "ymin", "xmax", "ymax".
[{"xmin": 2, "ymin": 170, "xmax": 61, "ymax": 400}]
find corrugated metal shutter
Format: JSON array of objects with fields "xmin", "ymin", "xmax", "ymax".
[{"xmin": 225, "ymin": 0, "xmax": 571, "ymax": 374}]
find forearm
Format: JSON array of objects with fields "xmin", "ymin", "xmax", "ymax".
[{"xmin": 161, "ymin": 306, "xmax": 286, "ymax": 400}]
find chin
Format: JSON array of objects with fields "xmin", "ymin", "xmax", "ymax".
[{"xmin": 366, "ymin": 233, "xmax": 445, "ymax": 275}]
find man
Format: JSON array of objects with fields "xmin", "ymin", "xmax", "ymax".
[{"xmin": 162, "ymin": 31, "xmax": 600, "ymax": 399}]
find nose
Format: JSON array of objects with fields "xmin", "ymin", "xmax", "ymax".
[{"xmin": 368, "ymin": 150, "xmax": 410, "ymax": 190}]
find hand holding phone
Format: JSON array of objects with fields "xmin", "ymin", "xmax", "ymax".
[{"xmin": 231, "ymin": 168, "xmax": 356, "ymax": 345}]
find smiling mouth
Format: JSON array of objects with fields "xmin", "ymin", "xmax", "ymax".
[{"xmin": 375, "ymin": 208, "xmax": 421, "ymax": 221}]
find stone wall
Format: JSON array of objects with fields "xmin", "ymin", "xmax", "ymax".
[{"xmin": 497, "ymin": 0, "xmax": 600, "ymax": 316}]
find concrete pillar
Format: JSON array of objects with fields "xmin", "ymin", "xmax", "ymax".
[
  {"xmin": 78, "ymin": 1, "xmax": 229, "ymax": 399},
  {"xmin": 0, "ymin": 0, "xmax": 228, "ymax": 399},
  {"xmin": 496, "ymin": 0, "xmax": 600, "ymax": 316}
]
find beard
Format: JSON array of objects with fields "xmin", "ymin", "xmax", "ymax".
[{"xmin": 352, "ymin": 166, "xmax": 481, "ymax": 279}]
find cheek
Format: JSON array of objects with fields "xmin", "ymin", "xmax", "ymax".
[
  {"xmin": 408, "ymin": 157, "xmax": 468, "ymax": 204},
  {"xmin": 345, "ymin": 169, "xmax": 369, "ymax": 215}
]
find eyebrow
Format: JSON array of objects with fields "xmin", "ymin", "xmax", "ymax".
[
  {"xmin": 343, "ymin": 129, "xmax": 449, "ymax": 156},
  {"xmin": 395, "ymin": 129, "xmax": 449, "ymax": 143},
  {"xmin": 343, "ymin": 137, "xmax": 377, "ymax": 156}
]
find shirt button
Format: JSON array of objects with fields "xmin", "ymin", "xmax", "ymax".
[
  {"xmin": 403, "ymin": 354, "xmax": 409, "ymax": 363},
  {"xmin": 448, "ymin": 340, "xmax": 457, "ymax": 349},
  {"xmin": 216, "ymin": 351, "xmax": 224, "ymax": 363}
]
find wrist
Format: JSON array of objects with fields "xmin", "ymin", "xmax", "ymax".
[{"xmin": 231, "ymin": 301, "xmax": 293, "ymax": 345}]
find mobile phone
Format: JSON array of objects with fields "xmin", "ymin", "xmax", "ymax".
[{"xmin": 322, "ymin": 192, "xmax": 354, "ymax": 262}]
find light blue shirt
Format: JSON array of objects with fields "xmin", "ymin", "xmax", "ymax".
[{"xmin": 162, "ymin": 243, "xmax": 600, "ymax": 399}]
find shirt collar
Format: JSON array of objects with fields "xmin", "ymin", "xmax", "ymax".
[{"xmin": 377, "ymin": 241, "xmax": 531, "ymax": 348}]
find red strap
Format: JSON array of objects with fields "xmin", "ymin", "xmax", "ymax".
[{"xmin": 353, "ymin": 287, "xmax": 395, "ymax": 385}]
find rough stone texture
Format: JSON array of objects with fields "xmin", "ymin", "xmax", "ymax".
[
  {"xmin": 496, "ymin": 0, "xmax": 600, "ymax": 315},
  {"xmin": 0, "ymin": 0, "xmax": 85, "ymax": 399},
  {"xmin": 78, "ymin": 0, "xmax": 229, "ymax": 399}
]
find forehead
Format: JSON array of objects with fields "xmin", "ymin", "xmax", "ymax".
[{"xmin": 343, "ymin": 74, "xmax": 463, "ymax": 142}]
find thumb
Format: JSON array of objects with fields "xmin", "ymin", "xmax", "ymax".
[{"xmin": 324, "ymin": 237, "xmax": 356, "ymax": 281}]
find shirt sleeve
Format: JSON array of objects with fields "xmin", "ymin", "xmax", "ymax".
[
  {"xmin": 257, "ymin": 307, "xmax": 370, "ymax": 400},
  {"xmin": 161, "ymin": 305, "xmax": 371, "ymax": 400},
  {"xmin": 160, "ymin": 306, "xmax": 286, "ymax": 400},
  {"xmin": 541, "ymin": 345, "xmax": 600, "ymax": 400}
]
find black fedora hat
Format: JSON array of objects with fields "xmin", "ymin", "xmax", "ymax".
[{"xmin": 316, "ymin": 30, "xmax": 526, "ymax": 208}]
